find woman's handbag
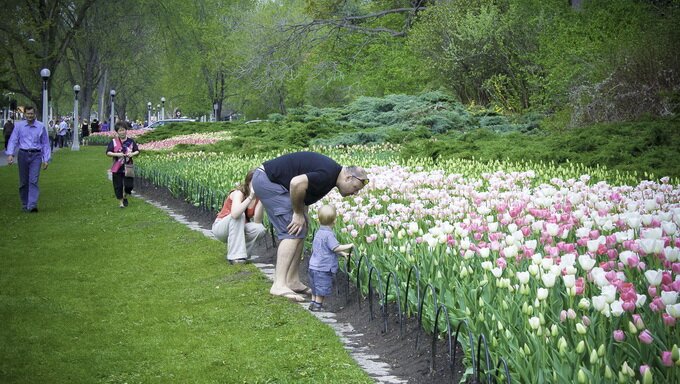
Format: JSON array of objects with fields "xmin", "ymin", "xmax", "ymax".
[{"xmin": 124, "ymin": 163, "xmax": 135, "ymax": 178}]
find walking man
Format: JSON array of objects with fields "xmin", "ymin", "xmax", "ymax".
[
  {"xmin": 57, "ymin": 118, "xmax": 68, "ymax": 147},
  {"xmin": 5, "ymin": 106, "xmax": 51, "ymax": 212}
]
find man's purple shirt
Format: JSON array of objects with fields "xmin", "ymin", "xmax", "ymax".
[{"xmin": 5, "ymin": 119, "xmax": 51, "ymax": 163}]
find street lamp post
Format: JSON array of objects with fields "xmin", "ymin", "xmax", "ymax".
[
  {"xmin": 156, "ymin": 104, "xmax": 160, "ymax": 120},
  {"xmin": 213, "ymin": 102, "xmax": 218, "ymax": 122},
  {"xmin": 40, "ymin": 68, "xmax": 50, "ymax": 125},
  {"xmin": 147, "ymin": 102, "xmax": 151, "ymax": 126},
  {"xmin": 161, "ymin": 97, "xmax": 165, "ymax": 119},
  {"xmin": 110, "ymin": 89, "xmax": 116, "ymax": 127},
  {"xmin": 71, "ymin": 85, "xmax": 80, "ymax": 151}
]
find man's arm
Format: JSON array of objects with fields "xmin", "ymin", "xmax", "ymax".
[
  {"xmin": 287, "ymin": 174, "xmax": 309, "ymax": 235},
  {"xmin": 289, "ymin": 174, "xmax": 308, "ymax": 214}
]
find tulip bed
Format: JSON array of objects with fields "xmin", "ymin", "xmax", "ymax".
[{"xmin": 136, "ymin": 145, "xmax": 680, "ymax": 383}]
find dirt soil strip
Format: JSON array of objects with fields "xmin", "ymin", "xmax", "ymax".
[{"xmin": 131, "ymin": 181, "xmax": 462, "ymax": 384}]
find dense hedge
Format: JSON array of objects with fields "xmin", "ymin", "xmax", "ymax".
[{"xmin": 401, "ymin": 117, "xmax": 680, "ymax": 180}]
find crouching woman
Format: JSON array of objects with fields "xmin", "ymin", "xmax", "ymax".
[{"xmin": 212, "ymin": 169, "xmax": 266, "ymax": 264}]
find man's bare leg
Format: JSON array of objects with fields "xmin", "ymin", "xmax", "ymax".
[
  {"xmin": 270, "ymin": 238, "xmax": 304, "ymax": 300},
  {"xmin": 286, "ymin": 238, "xmax": 308, "ymax": 292}
]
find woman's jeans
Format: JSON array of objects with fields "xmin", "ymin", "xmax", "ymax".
[{"xmin": 212, "ymin": 215, "xmax": 266, "ymax": 260}]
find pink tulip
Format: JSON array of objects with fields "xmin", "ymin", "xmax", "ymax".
[
  {"xmin": 613, "ymin": 330, "xmax": 625, "ymax": 342},
  {"xmin": 582, "ymin": 315, "xmax": 591, "ymax": 326},
  {"xmin": 638, "ymin": 330, "xmax": 653, "ymax": 344},
  {"xmin": 662, "ymin": 272, "xmax": 673, "ymax": 285},
  {"xmin": 662, "ymin": 313, "xmax": 676, "ymax": 327},
  {"xmin": 632, "ymin": 314, "xmax": 645, "ymax": 329},
  {"xmin": 639, "ymin": 364, "xmax": 650, "ymax": 375},
  {"xmin": 575, "ymin": 277, "xmax": 585, "ymax": 295},
  {"xmin": 672, "ymin": 280, "xmax": 680, "ymax": 291},
  {"xmin": 648, "ymin": 285, "xmax": 658, "ymax": 297},
  {"xmin": 560, "ymin": 310, "xmax": 567, "ymax": 322},
  {"xmin": 661, "ymin": 351, "xmax": 674, "ymax": 366}
]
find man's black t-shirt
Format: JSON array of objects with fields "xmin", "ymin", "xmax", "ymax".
[{"xmin": 263, "ymin": 151, "xmax": 342, "ymax": 206}]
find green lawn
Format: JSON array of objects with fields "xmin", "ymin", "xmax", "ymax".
[{"xmin": 0, "ymin": 146, "xmax": 371, "ymax": 384}]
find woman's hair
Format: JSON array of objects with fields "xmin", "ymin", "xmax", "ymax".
[
  {"xmin": 237, "ymin": 168, "xmax": 256, "ymax": 197},
  {"xmin": 317, "ymin": 205, "xmax": 337, "ymax": 226},
  {"xmin": 114, "ymin": 121, "xmax": 130, "ymax": 132}
]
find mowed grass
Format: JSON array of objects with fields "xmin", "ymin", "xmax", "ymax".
[{"xmin": 0, "ymin": 146, "xmax": 371, "ymax": 384}]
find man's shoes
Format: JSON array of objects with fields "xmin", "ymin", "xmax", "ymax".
[
  {"xmin": 308, "ymin": 303, "xmax": 324, "ymax": 312},
  {"xmin": 29, "ymin": 208, "xmax": 38, "ymax": 213},
  {"xmin": 123, "ymin": 198, "xmax": 128, "ymax": 207},
  {"xmin": 228, "ymin": 258, "xmax": 247, "ymax": 265}
]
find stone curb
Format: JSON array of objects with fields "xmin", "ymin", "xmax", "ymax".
[{"xmin": 134, "ymin": 192, "xmax": 407, "ymax": 384}]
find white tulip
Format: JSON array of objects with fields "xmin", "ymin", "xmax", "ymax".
[
  {"xmin": 592, "ymin": 295, "xmax": 607, "ymax": 311},
  {"xmin": 636, "ymin": 294, "xmax": 647, "ymax": 308},
  {"xmin": 644, "ymin": 199, "xmax": 658, "ymax": 211},
  {"xmin": 666, "ymin": 303, "xmax": 680, "ymax": 319},
  {"xmin": 541, "ymin": 258, "xmax": 554, "ymax": 271},
  {"xmin": 478, "ymin": 247, "xmax": 490, "ymax": 258},
  {"xmin": 664, "ymin": 247, "xmax": 679, "ymax": 262},
  {"xmin": 528, "ymin": 316, "xmax": 541, "ymax": 330},
  {"xmin": 488, "ymin": 222, "xmax": 499, "ymax": 232},
  {"xmin": 524, "ymin": 239, "xmax": 537, "ymax": 250},
  {"xmin": 587, "ymin": 239, "xmax": 601, "ymax": 253},
  {"xmin": 541, "ymin": 272, "xmax": 556, "ymax": 288},
  {"xmin": 601, "ymin": 285, "xmax": 617, "ymax": 304},
  {"xmin": 516, "ymin": 271, "xmax": 530, "ymax": 285},
  {"xmin": 528, "ymin": 264, "xmax": 539, "ymax": 276},
  {"xmin": 661, "ymin": 221, "xmax": 677, "ymax": 236},
  {"xmin": 545, "ymin": 223, "xmax": 559, "ymax": 236},
  {"xmin": 610, "ymin": 300, "xmax": 625, "ymax": 317},
  {"xmin": 563, "ymin": 274, "xmax": 576, "ymax": 288},
  {"xmin": 504, "ymin": 245, "xmax": 518, "ymax": 258},
  {"xmin": 505, "ymin": 235, "xmax": 515, "ymax": 246},
  {"xmin": 537, "ymin": 288, "xmax": 549, "ymax": 300},
  {"xmin": 578, "ymin": 255, "xmax": 596, "ymax": 271},
  {"xmin": 644, "ymin": 270, "xmax": 663, "ymax": 286},
  {"xmin": 560, "ymin": 253, "xmax": 576, "ymax": 267},
  {"xmin": 491, "ymin": 267, "xmax": 503, "ymax": 278},
  {"xmin": 593, "ymin": 268, "xmax": 610, "ymax": 287},
  {"xmin": 642, "ymin": 227, "xmax": 663, "ymax": 240},
  {"xmin": 481, "ymin": 261, "xmax": 493, "ymax": 271},
  {"xmin": 661, "ymin": 291, "xmax": 678, "ymax": 305},
  {"xmin": 576, "ymin": 227, "xmax": 590, "ymax": 238}
]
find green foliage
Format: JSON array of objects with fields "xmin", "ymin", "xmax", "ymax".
[{"xmin": 401, "ymin": 117, "xmax": 680, "ymax": 180}]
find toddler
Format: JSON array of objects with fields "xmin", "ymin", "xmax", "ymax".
[{"xmin": 308, "ymin": 205, "xmax": 353, "ymax": 312}]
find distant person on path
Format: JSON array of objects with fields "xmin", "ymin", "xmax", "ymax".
[
  {"xmin": 252, "ymin": 151, "xmax": 368, "ymax": 302},
  {"xmin": 211, "ymin": 169, "xmax": 266, "ymax": 264},
  {"xmin": 308, "ymin": 205, "xmax": 353, "ymax": 311},
  {"xmin": 57, "ymin": 119, "xmax": 68, "ymax": 147},
  {"xmin": 101, "ymin": 120, "xmax": 109, "ymax": 132},
  {"xmin": 3, "ymin": 118, "xmax": 14, "ymax": 150},
  {"xmin": 81, "ymin": 119, "xmax": 89, "ymax": 144},
  {"xmin": 47, "ymin": 120, "xmax": 57, "ymax": 150},
  {"xmin": 4, "ymin": 106, "xmax": 51, "ymax": 212},
  {"xmin": 106, "ymin": 121, "xmax": 139, "ymax": 208},
  {"xmin": 90, "ymin": 119, "xmax": 99, "ymax": 133}
]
